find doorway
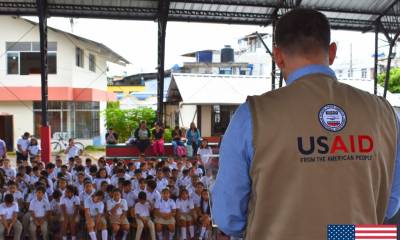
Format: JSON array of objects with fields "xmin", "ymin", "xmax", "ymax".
[{"xmin": 0, "ymin": 115, "xmax": 13, "ymax": 151}]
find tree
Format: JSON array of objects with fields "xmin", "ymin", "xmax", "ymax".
[
  {"xmin": 103, "ymin": 103, "xmax": 157, "ymax": 143},
  {"xmin": 378, "ymin": 67, "xmax": 400, "ymax": 93}
]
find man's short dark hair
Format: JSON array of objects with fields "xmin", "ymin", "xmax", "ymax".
[{"xmin": 275, "ymin": 9, "xmax": 330, "ymax": 54}]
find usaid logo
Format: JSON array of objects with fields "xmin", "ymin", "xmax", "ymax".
[{"xmin": 319, "ymin": 104, "xmax": 347, "ymax": 132}]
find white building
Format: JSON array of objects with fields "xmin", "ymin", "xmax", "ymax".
[
  {"xmin": 236, "ymin": 32, "xmax": 273, "ymax": 76},
  {"xmin": 0, "ymin": 16, "xmax": 129, "ymax": 150},
  {"xmin": 166, "ymin": 73, "xmax": 400, "ymax": 137}
]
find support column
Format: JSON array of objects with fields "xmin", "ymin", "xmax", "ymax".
[
  {"xmin": 384, "ymin": 42, "xmax": 395, "ymax": 98},
  {"xmin": 37, "ymin": 0, "xmax": 51, "ymax": 163},
  {"xmin": 271, "ymin": 16, "xmax": 277, "ymax": 90},
  {"xmin": 373, "ymin": 23, "xmax": 379, "ymax": 95},
  {"xmin": 156, "ymin": 0, "xmax": 170, "ymax": 124}
]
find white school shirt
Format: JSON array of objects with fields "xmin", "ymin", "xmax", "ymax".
[
  {"xmin": 131, "ymin": 179, "xmax": 139, "ymax": 191},
  {"xmin": 50, "ymin": 199, "xmax": 62, "ymax": 215},
  {"xmin": 0, "ymin": 202, "xmax": 19, "ymax": 220},
  {"xmin": 79, "ymin": 189, "xmax": 95, "ymax": 203},
  {"xmin": 122, "ymin": 191, "xmax": 137, "ymax": 208},
  {"xmin": 178, "ymin": 176, "xmax": 191, "ymax": 188},
  {"xmin": 168, "ymin": 162, "xmax": 178, "ymax": 170},
  {"xmin": 176, "ymin": 199, "xmax": 194, "ymax": 214},
  {"xmin": 107, "ymin": 198, "xmax": 128, "ymax": 216},
  {"xmin": 60, "ymin": 196, "xmax": 80, "ymax": 215},
  {"xmin": 197, "ymin": 147, "xmax": 213, "ymax": 165},
  {"xmin": 145, "ymin": 189, "xmax": 161, "ymax": 205},
  {"xmin": 17, "ymin": 138, "xmax": 30, "ymax": 152},
  {"xmin": 156, "ymin": 178, "xmax": 168, "ymax": 193},
  {"xmin": 190, "ymin": 192, "xmax": 201, "ymax": 208},
  {"xmin": 148, "ymin": 169, "xmax": 156, "ymax": 177},
  {"xmin": 134, "ymin": 202, "xmax": 151, "ymax": 217},
  {"xmin": 2, "ymin": 167, "xmax": 16, "ymax": 180},
  {"xmin": 84, "ymin": 198, "xmax": 104, "ymax": 217},
  {"xmin": 94, "ymin": 178, "xmax": 110, "ymax": 190},
  {"xmin": 65, "ymin": 145, "xmax": 81, "ymax": 162},
  {"xmin": 155, "ymin": 199, "xmax": 176, "ymax": 214},
  {"xmin": 29, "ymin": 198, "xmax": 50, "ymax": 218},
  {"xmin": 29, "ymin": 175, "xmax": 40, "ymax": 185},
  {"xmin": 28, "ymin": 145, "xmax": 41, "ymax": 156}
]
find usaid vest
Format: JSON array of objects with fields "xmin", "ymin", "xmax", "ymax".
[{"xmin": 246, "ymin": 74, "xmax": 397, "ymax": 240}]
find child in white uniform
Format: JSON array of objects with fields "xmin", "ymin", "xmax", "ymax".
[
  {"xmin": 176, "ymin": 188, "xmax": 195, "ymax": 240},
  {"xmin": 107, "ymin": 188, "xmax": 129, "ymax": 240},
  {"xmin": 60, "ymin": 185, "xmax": 80, "ymax": 240},
  {"xmin": 155, "ymin": 188, "xmax": 176, "ymax": 240},
  {"xmin": 0, "ymin": 194, "xmax": 22, "ymax": 240},
  {"xmin": 29, "ymin": 186, "xmax": 50, "ymax": 240},
  {"xmin": 134, "ymin": 191, "xmax": 156, "ymax": 240},
  {"xmin": 84, "ymin": 191, "xmax": 108, "ymax": 240}
]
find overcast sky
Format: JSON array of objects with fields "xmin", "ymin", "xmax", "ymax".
[{"xmin": 26, "ymin": 17, "xmax": 389, "ymax": 76}]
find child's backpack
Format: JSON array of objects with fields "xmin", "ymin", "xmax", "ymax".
[{"xmin": 176, "ymin": 146, "xmax": 187, "ymax": 157}]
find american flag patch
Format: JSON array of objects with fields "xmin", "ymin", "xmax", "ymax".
[{"xmin": 328, "ymin": 224, "xmax": 397, "ymax": 240}]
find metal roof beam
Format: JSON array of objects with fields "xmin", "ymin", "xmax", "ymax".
[
  {"xmin": 171, "ymin": 0, "xmax": 398, "ymax": 16},
  {"xmin": 374, "ymin": 0, "xmax": 400, "ymax": 22}
]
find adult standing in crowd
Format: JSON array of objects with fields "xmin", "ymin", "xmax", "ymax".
[
  {"xmin": 0, "ymin": 137, "xmax": 6, "ymax": 160},
  {"xmin": 152, "ymin": 122, "xmax": 164, "ymax": 156},
  {"xmin": 64, "ymin": 138, "xmax": 82, "ymax": 162},
  {"xmin": 186, "ymin": 122, "xmax": 201, "ymax": 157},
  {"xmin": 105, "ymin": 128, "xmax": 118, "ymax": 145},
  {"xmin": 16, "ymin": 132, "xmax": 30, "ymax": 164},
  {"xmin": 212, "ymin": 9, "xmax": 400, "ymax": 240},
  {"xmin": 134, "ymin": 121, "xmax": 151, "ymax": 155}
]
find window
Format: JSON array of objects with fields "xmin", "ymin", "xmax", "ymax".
[
  {"xmin": 89, "ymin": 53, "xmax": 96, "ymax": 72},
  {"xmin": 33, "ymin": 101, "xmax": 100, "ymax": 139},
  {"xmin": 75, "ymin": 111, "xmax": 100, "ymax": 138},
  {"xmin": 19, "ymin": 52, "xmax": 57, "ymax": 75},
  {"xmin": 7, "ymin": 53, "xmax": 18, "ymax": 74},
  {"xmin": 348, "ymin": 69, "xmax": 353, "ymax": 78},
  {"xmin": 76, "ymin": 47, "xmax": 84, "ymax": 68},
  {"xmin": 6, "ymin": 42, "xmax": 57, "ymax": 75},
  {"xmin": 361, "ymin": 68, "xmax": 367, "ymax": 78}
]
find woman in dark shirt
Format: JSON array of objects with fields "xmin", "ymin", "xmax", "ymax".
[
  {"xmin": 134, "ymin": 121, "xmax": 151, "ymax": 155},
  {"xmin": 152, "ymin": 122, "xmax": 164, "ymax": 156}
]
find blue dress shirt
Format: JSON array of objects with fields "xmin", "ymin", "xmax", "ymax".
[{"xmin": 211, "ymin": 64, "xmax": 400, "ymax": 237}]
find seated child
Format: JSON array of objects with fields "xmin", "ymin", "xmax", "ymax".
[
  {"xmin": 107, "ymin": 188, "xmax": 129, "ymax": 240},
  {"xmin": 84, "ymin": 190, "xmax": 108, "ymax": 240},
  {"xmin": 155, "ymin": 188, "xmax": 176, "ymax": 240},
  {"xmin": 0, "ymin": 194, "xmax": 22, "ymax": 240},
  {"xmin": 60, "ymin": 185, "xmax": 80, "ymax": 240},
  {"xmin": 134, "ymin": 191, "xmax": 156, "ymax": 240}
]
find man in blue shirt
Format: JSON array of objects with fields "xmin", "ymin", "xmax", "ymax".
[{"xmin": 212, "ymin": 9, "xmax": 400, "ymax": 239}]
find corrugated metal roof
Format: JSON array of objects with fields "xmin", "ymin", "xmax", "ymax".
[{"xmin": 0, "ymin": 0, "xmax": 399, "ymax": 33}]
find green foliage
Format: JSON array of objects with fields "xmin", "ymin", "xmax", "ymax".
[
  {"xmin": 378, "ymin": 67, "xmax": 400, "ymax": 93},
  {"xmin": 103, "ymin": 103, "xmax": 157, "ymax": 143},
  {"xmin": 164, "ymin": 128, "xmax": 172, "ymax": 143}
]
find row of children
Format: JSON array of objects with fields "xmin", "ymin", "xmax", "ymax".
[{"xmin": 0, "ymin": 154, "xmax": 215, "ymax": 240}]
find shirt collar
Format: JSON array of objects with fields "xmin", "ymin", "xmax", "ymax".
[{"xmin": 286, "ymin": 64, "xmax": 336, "ymax": 86}]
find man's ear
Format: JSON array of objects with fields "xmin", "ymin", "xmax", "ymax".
[
  {"xmin": 273, "ymin": 46, "xmax": 284, "ymax": 69},
  {"xmin": 328, "ymin": 42, "xmax": 337, "ymax": 65}
]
